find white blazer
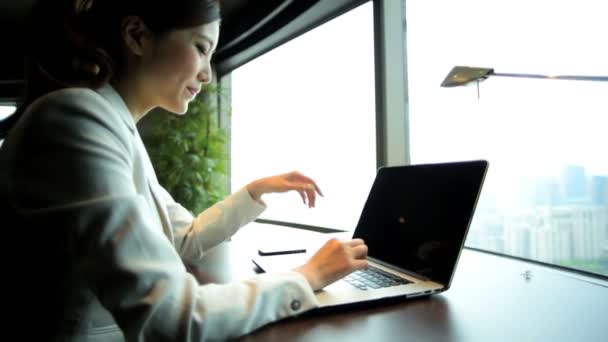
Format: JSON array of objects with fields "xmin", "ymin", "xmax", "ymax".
[{"xmin": 0, "ymin": 85, "xmax": 317, "ymax": 341}]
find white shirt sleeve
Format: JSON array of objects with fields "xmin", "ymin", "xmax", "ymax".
[
  {"xmin": 157, "ymin": 185, "xmax": 266, "ymax": 261},
  {"xmin": 194, "ymin": 271, "xmax": 318, "ymax": 340}
]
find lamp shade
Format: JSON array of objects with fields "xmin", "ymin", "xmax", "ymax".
[{"xmin": 440, "ymin": 66, "xmax": 494, "ymax": 87}]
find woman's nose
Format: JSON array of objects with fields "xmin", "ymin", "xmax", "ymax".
[
  {"xmin": 198, "ymin": 62, "xmax": 213, "ymax": 84},
  {"xmin": 199, "ymin": 70, "xmax": 212, "ymax": 84}
]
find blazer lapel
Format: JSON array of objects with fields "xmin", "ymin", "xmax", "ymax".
[
  {"xmin": 134, "ymin": 129, "xmax": 175, "ymax": 244},
  {"xmin": 96, "ymin": 84, "xmax": 175, "ymax": 243}
]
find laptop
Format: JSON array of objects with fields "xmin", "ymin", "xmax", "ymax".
[{"xmin": 252, "ymin": 159, "xmax": 489, "ymax": 308}]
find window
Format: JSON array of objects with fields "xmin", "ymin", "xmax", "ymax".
[
  {"xmin": 0, "ymin": 105, "xmax": 16, "ymax": 146},
  {"xmin": 406, "ymin": 0, "xmax": 608, "ymax": 277},
  {"xmin": 0, "ymin": 105, "xmax": 15, "ymax": 121},
  {"xmin": 231, "ymin": 2, "xmax": 376, "ymax": 231}
]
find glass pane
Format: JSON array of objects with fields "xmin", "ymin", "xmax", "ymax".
[
  {"xmin": 231, "ymin": 3, "xmax": 376, "ymax": 231},
  {"xmin": 0, "ymin": 106, "xmax": 16, "ymax": 147},
  {"xmin": 0, "ymin": 105, "xmax": 16, "ymax": 121},
  {"xmin": 406, "ymin": 0, "xmax": 608, "ymax": 277}
]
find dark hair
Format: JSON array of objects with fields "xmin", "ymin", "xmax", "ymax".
[{"xmin": 0, "ymin": 0, "xmax": 220, "ymax": 138}]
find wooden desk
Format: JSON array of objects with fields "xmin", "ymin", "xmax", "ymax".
[{"xmin": 187, "ymin": 223, "xmax": 608, "ymax": 342}]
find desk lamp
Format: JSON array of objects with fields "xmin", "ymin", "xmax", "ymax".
[{"xmin": 440, "ymin": 66, "xmax": 608, "ymax": 97}]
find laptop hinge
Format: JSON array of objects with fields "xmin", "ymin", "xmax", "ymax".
[{"xmin": 368, "ymin": 257, "xmax": 432, "ymax": 282}]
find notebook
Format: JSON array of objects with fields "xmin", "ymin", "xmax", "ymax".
[{"xmin": 252, "ymin": 160, "xmax": 489, "ymax": 309}]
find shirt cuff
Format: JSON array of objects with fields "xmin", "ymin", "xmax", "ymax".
[
  {"xmin": 258, "ymin": 271, "xmax": 319, "ymax": 318},
  {"xmin": 284, "ymin": 271, "xmax": 319, "ymax": 315},
  {"xmin": 234, "ymin": 186, "xmax": 267, "ymax": 213},
  {"xmin": 257, "ymin": 270, "xmax": 319, "ymax": 317}
]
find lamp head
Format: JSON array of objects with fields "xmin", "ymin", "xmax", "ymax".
[{"xmin": 440, "ymin": 66, "xmax": 495, "ymax": 87}]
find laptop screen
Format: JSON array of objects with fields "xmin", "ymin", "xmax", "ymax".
[{"xmin": 353, "ymin": 160, "xmax": 488, "ymax": 286}]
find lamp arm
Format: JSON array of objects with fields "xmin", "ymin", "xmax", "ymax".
[{"xmin": 493, "ymin": 72, "xmax": 608, "ymax": 82}]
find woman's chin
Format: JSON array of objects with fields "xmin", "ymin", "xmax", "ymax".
[{"xmin": 166, "ymin": 103, "xmax": 188, "ymax": 115}]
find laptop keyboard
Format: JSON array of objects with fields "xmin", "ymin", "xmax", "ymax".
[{"xmin": 344, "ymin": 265, "xmax": 412, "ymax": 291}]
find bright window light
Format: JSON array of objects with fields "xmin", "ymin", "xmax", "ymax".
[
  {"xmin": 407, "ymin": 0, "xmax": 608, "ymax": 277},
  {"xmin": 231, "ymin": 3, "xmax": 376, "ymax": 231},
  {"xmin": 0, "ymin": 106, "xmax": 16, "ymax": 121}
]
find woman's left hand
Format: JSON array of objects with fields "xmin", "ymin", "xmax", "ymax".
[{"xmin": 246, "ymin": 171, "xmax": 324, "ymax": 207}]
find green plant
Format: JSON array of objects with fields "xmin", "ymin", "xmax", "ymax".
[{"xmin": 140, "ymin": 84, "xmax": 229, "ymax": 214}]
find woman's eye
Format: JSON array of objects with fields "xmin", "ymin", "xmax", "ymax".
[{"xmin": 196, "ymin": 44, "xmax": 209, "ymax": 56}]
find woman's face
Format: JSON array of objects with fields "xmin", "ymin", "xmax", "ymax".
[{"xmin": 137, "ymin": 20, "xmax": 220, "ymax": 115}]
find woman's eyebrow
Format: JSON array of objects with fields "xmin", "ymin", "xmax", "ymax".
[
  {"xmin": 195, "ymin": 33, "xmax": 218, "ymax": 54},
  {"xmin": 196, "ymin": 33, "xmax": 215, "ymax": 46}
]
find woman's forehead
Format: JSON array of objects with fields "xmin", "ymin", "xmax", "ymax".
[{"xmin": 186, "ymin": 21, "xmax": 220, "ymax": 43}]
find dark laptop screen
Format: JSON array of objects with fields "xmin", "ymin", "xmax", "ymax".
[{"xmin": 353, "ymin": 160, "xmax": 488, "ymax": 286}]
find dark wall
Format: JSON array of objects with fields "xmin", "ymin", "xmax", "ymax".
[{"xmin": 0, "ymin": 0, "xmax": 367, "ymax": 104}]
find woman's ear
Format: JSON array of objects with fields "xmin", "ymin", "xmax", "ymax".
[{"xmin": 121, "ymin": 16, "xmax": 150, "ymax": 57}]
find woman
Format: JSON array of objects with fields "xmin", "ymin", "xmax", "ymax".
[{"xmin": 0, "ymin": 0, "xmax": 368, "ymax": 340}]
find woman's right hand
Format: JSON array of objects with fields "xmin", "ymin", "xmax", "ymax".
[{"xmin": 293, "ymin": 238, "xmax": 368, "ymax": 291}]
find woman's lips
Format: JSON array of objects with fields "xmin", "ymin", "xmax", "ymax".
[{"xmin": 187, "ymin": 87, "xmax": 199, "ymax": 97}]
